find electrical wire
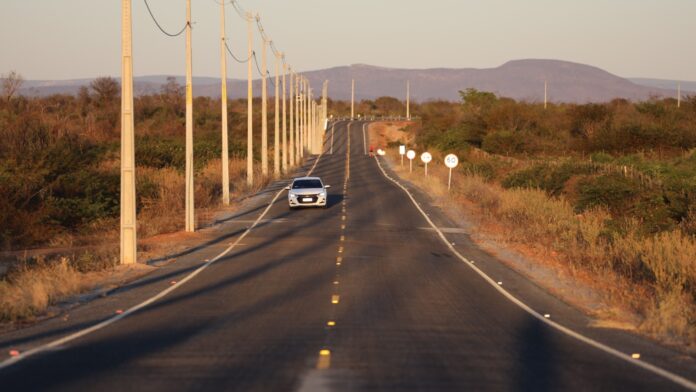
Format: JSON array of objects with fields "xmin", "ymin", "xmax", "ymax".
[
  {"xmin": 143, "ymin": 0, "xmax": 187, "ymax": 37},
  {"xmin": 252, "ymin": 51, "xmax": 265, "ymax": 79},
  {"xmin": 224, "ymin": 40, "xmax": 251, "ymax": 63},
  {"xmin": 230, "ymin": 0, "xmax": 252, "ymax": 20}
]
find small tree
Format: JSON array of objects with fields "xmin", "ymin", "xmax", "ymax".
[
  {"xmin": 90, "ymin": 76, "xmax": 119, "ymax": 107},
  {"xmin": 2, "ymin": 70, "xmax": 24, "ymax": 102}
]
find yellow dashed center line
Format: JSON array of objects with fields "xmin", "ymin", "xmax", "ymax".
[
  {"xmin": 318, "ymin": 121, "xmax": 355, "ymax": 371},
  {"xmin": 316, "ymin": 349, "xmax": 331, "ymax": 369}
]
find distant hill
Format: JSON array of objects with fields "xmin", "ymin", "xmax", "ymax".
[
  {"xmin": 629, "ymin": 78, "xmax": 696, "ymax": 95},
  {"xmin": 17, "ymin": 59, "xmax": 673, "ymax": 103}
]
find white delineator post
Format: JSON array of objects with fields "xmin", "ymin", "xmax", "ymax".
[
  {"xmin": 219, "ymin": 0, "xmax": 230, "ymax": 205},
  {"xmin": 120, "ymin": 0, "xmax": 137, "ymax": 264},
  {"xmin": 185, "ymin": 0, "xmax": 195, "ymax": 232},
  {"xmin": 444, "ymin": 153, "xmax": 459, "ymax": 192},
  {"xmin": 407, "ymin": 150, "xmax": 416, "ymax": 173},
  {"xmin": 421, "ymin": 152, "xmax": 432, "ymax": 177}
]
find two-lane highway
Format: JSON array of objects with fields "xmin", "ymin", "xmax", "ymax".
[{"xmin": 0, "ymin": 121, "xmax": 694, "ymax": 391}]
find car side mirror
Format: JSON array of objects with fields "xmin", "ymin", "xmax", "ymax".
[
  {"xmin": 284, "ymin": 186, "xmax": 291, "ymax": 190},
  {"xmin": 324, "ymin": 185, "xmax": 331, "ymax": 189}
]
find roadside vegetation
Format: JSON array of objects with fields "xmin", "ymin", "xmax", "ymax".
[
  {"xmin": 0, "ymin": 73, "xmax": 275, "ymax": 322},
  {"xmin": 370, "ymin": 90, "xmax": 696, "ymax": 348}
]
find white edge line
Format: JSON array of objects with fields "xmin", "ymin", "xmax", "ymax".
[
  {"xmin": 362, "ymin": 123, "xmax": 367, "ymax": 155},
  {"xmin": 373, "ymin": 155, "xmax": 696, "ymax": 391},
  {"xmin": 0, "ymin": 152, "xmax": 325, "ymax": 371},
  {"xmin": 330, "ymin": 122, "xmax": 335, "ymax": 155}
]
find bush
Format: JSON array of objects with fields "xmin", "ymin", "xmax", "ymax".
[
  {"xmin": 503, "ymin": 162, "xmax": 595, "ymax": 197},
  {"xmin": 481, "ymin": 130, "xmax": 527, "ymax": 155},
  {"xmin": 576, "ymin": 174, "xmax": 640, "ymax": 214}
]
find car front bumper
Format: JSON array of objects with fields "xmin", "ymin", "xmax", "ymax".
[{"xmin": 289, "ymin": 194, "xmax": 327, "ymax": 207}]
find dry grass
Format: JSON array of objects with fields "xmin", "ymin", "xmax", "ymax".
[
  {"xmin": 0, "ymin": 156, "xmax": 286, "ymax": 324},
  {"xmin": 375, "ymin": 124, "xmax": 696, "ymax": 349},
  {"xmin": 0, "ymin": 258, "xmax": 87, "ymax": 322}
]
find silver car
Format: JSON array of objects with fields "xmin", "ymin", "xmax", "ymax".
[{"xmin": 286, "ymin": 177, "xmax": 330, "ymax": 209}]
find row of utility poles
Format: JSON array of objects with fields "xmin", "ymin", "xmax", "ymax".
[{"xmin": 120, "ymin": 0, "xmax": 328, "ymax": 265}]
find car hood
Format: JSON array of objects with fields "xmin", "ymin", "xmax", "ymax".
[{"xmin": 289, "ymin": 188, "xmax": 325, "ymax": 195}]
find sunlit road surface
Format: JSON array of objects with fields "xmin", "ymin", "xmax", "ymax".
[{"xmin": 0, "ymin": 121, "xmax": 694, "ymax": 391}]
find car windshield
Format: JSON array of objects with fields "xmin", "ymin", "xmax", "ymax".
[{"xmin": 292, "ymin": 179, "xmax": 323, "ymax": 189}]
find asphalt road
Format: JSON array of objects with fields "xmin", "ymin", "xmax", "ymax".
[{"xmin": 0, "ymin": 121, "xmax": 695, "ymax": 391}]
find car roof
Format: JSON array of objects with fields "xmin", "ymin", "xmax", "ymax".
[{"xmin": 292, "ymin": 176, "xmax": 322, "ymax": 181}]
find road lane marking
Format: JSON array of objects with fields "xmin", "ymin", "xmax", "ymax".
[
  {"xmin": 362, "ymin": 123, "xmax": 367, "ymax": 155},
  {"xmin": 330, "ymin": 123, "xmax": 335, "ymax": 154},
  {"xmin": 0, "ymin": 151, "xmax": 326, "ymax": 371},
  {"xmin": 331, "ymin": 295, "xmax": 340, "ymax": 304},
  {"xmin": 373, "ymin": 155, "xmax": 696, "ymax": 391},
  {"xmin": 316, "ymin": 349, "xmax": 331, "ymax": 370},
  {"xmin": 327, "ymin": 321, "xmax": 336, "ymax": 327}
]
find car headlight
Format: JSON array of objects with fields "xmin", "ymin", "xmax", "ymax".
[{"xmin": 319, "ymin": 192, "xmax": 326, "ymax": 198}]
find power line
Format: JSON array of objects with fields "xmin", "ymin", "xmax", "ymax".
[
  {"xmin": 143, "ymin": 0, "xmax": 187, "ymax": 37},
  {"xmin": 269, "ymin": 41, "xmax": 282, "ymax": 58},
  {"xmin": 267, "ymin": 71, "xmax": 275, "ymax": 88},
  {"xmin": 224, "ymin": 39, "xmax": 251, "ymax": 63},
  {"xmin": 230, "ymin": 0, "xmax": 252, "ymax": 21},
  {"xmin": 252, "ymin": 51, "xmax": 265, "ymax": 78}
]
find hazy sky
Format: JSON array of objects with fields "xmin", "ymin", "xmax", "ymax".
[{"xmin": 1, "ymin": 0, "xmax": 694, "ymax": 81}]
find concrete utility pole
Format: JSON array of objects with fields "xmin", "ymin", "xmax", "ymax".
[
  {"xmin": 298, "ymin": 76, "xmax": 304, "ymax": 158},
  {"xmin": 305, "ymin": 80, "xmax": 310, "ymax": 154},
  {"xmin": 544, "ymin": 80, "xmax": 548, "ymax": 110},
  {"xmin": 185, "ymin": 0, "xmax": 195, "ymax": 232},
  {"xmin": 306, "ymin": 81, "xmax": 311, "ymax": 153},
  {"xmin": 406, "ymin": 80, "xmax": 410, "ymax": 120},
  {"xmin": 678, "ymin": 83, "xmax": 682, "ymax": 108},
  {"xmin": 259, "ymin": 16, "xmax": 268, "ymax": 176},
  {"xmin": 273, "ymin": 49, "xmax": 280, "ymax": 176},
  {"xmin": 351, "ymin": 79, "xmax": 355, "ymax": 118},
  {"xmin": 219, "ymin": 0, "xmax": 230, "ymax": 205},
  {"xmin": 310, "ymin": 96, "xmax": 315, "ymax": 153},
  {"xmin": 312, "ymin": 100, "xmax": 318, "ymax": 153},
  {"xmin": 296, "ymin": 74, "xmax": 301, "ymax": 161},
  {"xmin": 282, "ymin": 58, "xmax": 287, "ymax": 172},
  {"xmin": 246, "ymin": 12, "xmax": 253, "ymax": 186},
  {"xmin": 289, "ymin": 70, "xmax": 295, "ymax": 166},
  {"xmin": 120, "ymin": 0, "xmax": 136, "ymax": 265}
]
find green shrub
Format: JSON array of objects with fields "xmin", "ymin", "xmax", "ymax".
[
  {"xmin": 503, "ymin": 162, "xmax": 595, "ymax": 196},
  {"xmin": 576, "ymin": 174, "xmax": 640, "ymax": 214},
  {"xmin": 481, "ymin": 130, "xmax": 526, "ymax": 155}
]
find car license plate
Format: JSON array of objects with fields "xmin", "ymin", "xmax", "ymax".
[{"xmin": 302, "ymin": 197, "xmax": 313, "ymax": 202}]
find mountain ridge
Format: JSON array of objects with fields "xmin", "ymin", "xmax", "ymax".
[{"xmin": 15, "ymin": 59, "xmax": 682, "ymax": 103}]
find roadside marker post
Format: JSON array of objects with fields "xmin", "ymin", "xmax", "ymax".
[
  {"xmin": 421, "ymin": 152, "xmax": 432, "ymax": 177},
  {"xmin": 399, "ymin": 145, "xmax": 406, "ymax": 166},
  {"xmin": 406, "ymin": 150, "xmax": 416, "ymax": 173},
  {"xmin": 444, "ymin": 153, "xmax": 459, "ymax": 191}
]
